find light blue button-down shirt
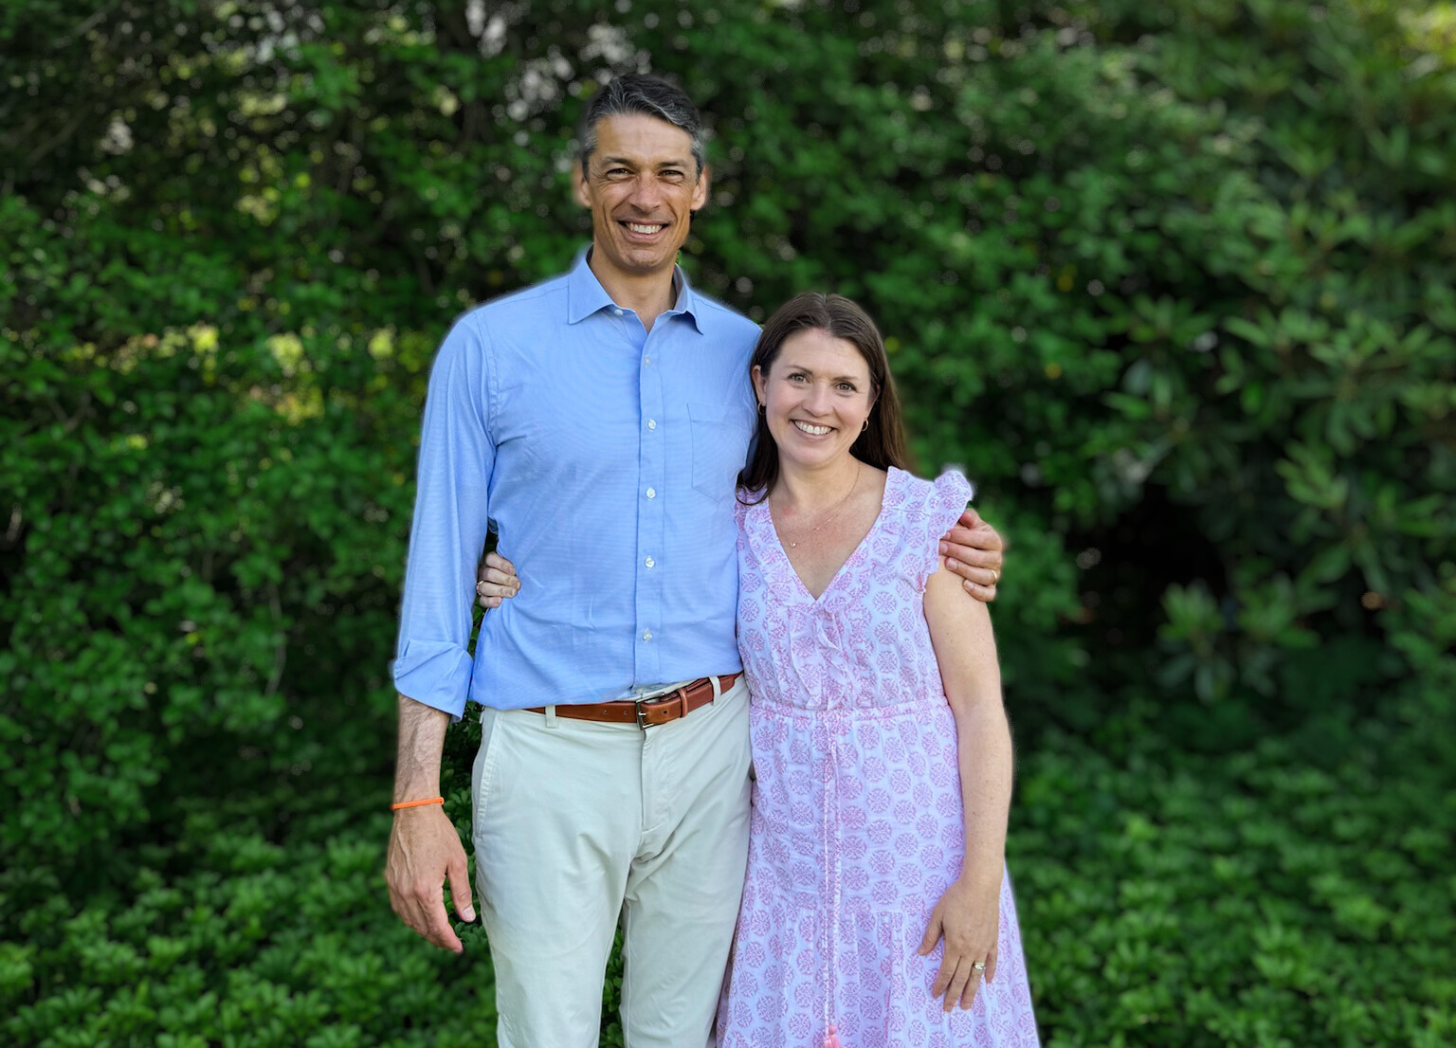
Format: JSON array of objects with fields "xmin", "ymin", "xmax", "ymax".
[{"xmin": 393, "ymin": 252, "xmax": 760, "ymax": 718}]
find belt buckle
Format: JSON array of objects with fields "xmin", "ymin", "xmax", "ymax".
[{"xmin": 631, "ymin": 682, "xmax": 676, "ymax": 729}]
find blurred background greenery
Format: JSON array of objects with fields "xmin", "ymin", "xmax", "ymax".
[{"xmin": 2, "ymin": 1, "xmax": 1454, "ymax": 1045}]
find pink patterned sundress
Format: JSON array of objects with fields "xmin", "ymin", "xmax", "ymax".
[{"xmin": 718, "ymin": 467, "xmax": 1040, "ymax": 1048}]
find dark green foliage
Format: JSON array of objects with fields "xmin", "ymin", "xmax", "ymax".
[
  {"xmin": 1, "ymin": 803, "xmax": 500, "ymax": 1048},
  {"xmin": 4, "ymin": 687, "xmax": 1451, "ymax": 1048},
  {"xmin": 1015, "ymin": 678, "xmax": 1456, "ymax": 1048},
  {"xmin": 2, "ymin": 1, "xmax": 1453, "ymax": 1045},
  {"xmin": 1, "ymin": 290, "xmax": 430, "ymax": 867}
]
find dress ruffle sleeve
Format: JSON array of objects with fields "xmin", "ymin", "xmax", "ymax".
[{"xmin": 914, "ymin": 469, "xmax": 975, "ymax": 591}]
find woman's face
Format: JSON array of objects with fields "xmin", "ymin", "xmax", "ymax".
[{"xmin": 752, "ymin": 327, "xmax": 875, "ymax": 473}]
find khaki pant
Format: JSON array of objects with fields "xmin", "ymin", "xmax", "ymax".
[{"xmin": 472, "ymin": 678, "xmax": 752, "ymax": 1048}]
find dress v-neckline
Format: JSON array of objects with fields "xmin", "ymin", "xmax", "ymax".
[{"xmin": 757, "ymin": 467, "xmax": 898, "ymax": 603}]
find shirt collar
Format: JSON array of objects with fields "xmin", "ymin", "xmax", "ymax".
[{"xmin": 565, "ymin": 247, "xmax": 705, "ymax": 333}]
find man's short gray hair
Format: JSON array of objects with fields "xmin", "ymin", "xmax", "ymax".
[{"xmin": 577, "ymin": 74, "xmax": 706, "ymax": 175}]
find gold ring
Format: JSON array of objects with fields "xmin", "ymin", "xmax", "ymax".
[
  {"xmin": 973, "ymin": 960, "xmax": 987, "ymax": 973},
  {"xmin": 990, "ymin": 569, "xmax": 1000, "ymax": 584}
]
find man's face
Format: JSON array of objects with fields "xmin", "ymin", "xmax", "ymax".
[{"xmin": 574, "ymin": 113, "xmax": 708, "ymax": 286}]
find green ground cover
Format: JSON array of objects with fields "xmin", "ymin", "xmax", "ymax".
[{"xmin": 4, "ymin": 683, "xmax": 1451, "ymax": 1047}]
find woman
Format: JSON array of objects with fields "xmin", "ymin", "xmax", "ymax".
[{"xmin": 718, "ymin": 292, "xmax": 1038, "ymax": 1046}]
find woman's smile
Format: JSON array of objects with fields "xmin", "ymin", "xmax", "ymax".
[{"xmin": 791, "ymin": 420, "xmax": 834, "ymax": 437}]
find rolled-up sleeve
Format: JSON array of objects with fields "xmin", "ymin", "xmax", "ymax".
[{"xmin": 393, "ymin": 315, "xmax": 494, "ymax": 720}]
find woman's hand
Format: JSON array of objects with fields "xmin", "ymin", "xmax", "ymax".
[
  {"xmin": 475, "ymin": 551, "xmax": 520, "ymax": 608},
  {"xmin": 918, "ymin": 871, "xmax": 1002, "ymax": 1011}
]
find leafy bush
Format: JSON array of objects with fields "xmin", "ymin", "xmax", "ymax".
[
  {"xmin": 5, "ymin": 681, "xmax": 1450, "ymax": 1048},
  {"xmin": 1015, "ymin": 676, "xmax": 1456, "ymax": 1048},
  {"xmin": 0, "ymin": 309, "xmax": 427, "ymax": 864},
  {"xmin": 0, "ymin": 802, "xmax": 500, "ymax": 1048}
]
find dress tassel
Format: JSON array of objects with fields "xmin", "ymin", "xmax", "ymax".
[{"xmin": 823, "ymin": 1023, "xmax": 843, "ymax": 1048}]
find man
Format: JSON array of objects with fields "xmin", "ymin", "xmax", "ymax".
[{"xmin": 385, "ymin": 74, "xmax": 1006, "ymax": 1047}]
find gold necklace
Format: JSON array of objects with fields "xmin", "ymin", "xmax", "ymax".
[{"xmin": 775, "ymin": 468, "xmax": 860, "ymax": 549}]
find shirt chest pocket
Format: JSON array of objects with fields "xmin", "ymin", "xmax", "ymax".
[{"xmin": 688, "ymin": 400, "xmax": 752, "ymax": 502}]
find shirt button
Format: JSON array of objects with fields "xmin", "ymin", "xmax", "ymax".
[
  {"xmin": 643, "ymin": 356, "xmax": 651, "ymax": 365},
  {"xmin": 647, "ymin": 419, "xmax": 656, "ymax": 430},
  {"xmin": 646, "ymin": 487, "xmax": 656, "ymax": 499},
  {"xmin": 644, "ymin": 557, "xmax": 655, "ymax": 568},
  {"xmin": 613, "ymin": 307, "xmax": 623, "ymax": 316},
  {"xmin": 642, "ymin": 630, "xmax": 653, "ymax": 641}
]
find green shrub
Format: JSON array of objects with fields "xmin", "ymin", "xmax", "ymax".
[
  {"xmin": 0, "ymin": 313, "xmax": 426, "ymax": 866},
  {"xmin": 7, "ymin": 0, "xmax": 1450, "ymax": 735},
  {"xmin": 0, "ymin": 799, "xmax": 500, "ymax": 1048},
  {"xmin": 5, "ymin": 680, "xmax": 1449, "ymax": 1048},
  {"xmin": 1014, "ymin": 676, "xmax": 1456, "ymax": 1047}
]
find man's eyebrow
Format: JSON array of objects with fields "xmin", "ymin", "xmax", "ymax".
[{"xmin": 596, "ymin": 155, "xmax": 692, "ymax": 168}]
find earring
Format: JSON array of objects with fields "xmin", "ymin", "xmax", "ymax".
[
  {"xmin": 758, "ymin": 403, "xmax": 766, "ymax": 414},
  {"xmin": 862, "ymin": 418, "xmax": 869, "ymax": 433}
]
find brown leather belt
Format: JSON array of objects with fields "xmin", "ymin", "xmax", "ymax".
[{"xmin": 526, "ymin": 673, "xmax": 740, "ymax": 729}]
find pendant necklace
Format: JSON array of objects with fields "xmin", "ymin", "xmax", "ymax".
[{"xmin": 776, "ymin": 468, "xmax": 860, "ymax": 549}]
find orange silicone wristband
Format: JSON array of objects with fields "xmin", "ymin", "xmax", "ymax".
[{"xmin": 391, "ymin": 796, "xmax": 444, "ymax": 811}]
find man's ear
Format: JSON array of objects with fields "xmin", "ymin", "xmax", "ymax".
[
  {"xmin": 573, "ymin": 164, "xmax": 591, "ymax": 209},
  {"xmin": 691, "ymin": 163, "xmax": 711, "ymax": 212}
]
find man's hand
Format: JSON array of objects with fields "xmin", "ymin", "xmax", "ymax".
[
  {"xmin": 477, "ymin": 551, "xmax": 519, "ymax": 608},
  {"xmin": 386, "ymin": 804, "xmax": 475, "ymax": 953},
  {"xmin": 480, "ymin": 519, "xmax": 1003, "ymax": 606},
  {"xmin": 388, "ymin": 696, "xmax": 472, "ymax": 952},
  {"xmin": 940, "ymin": 507, "xmax": 1005, "ymax": 603}
]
